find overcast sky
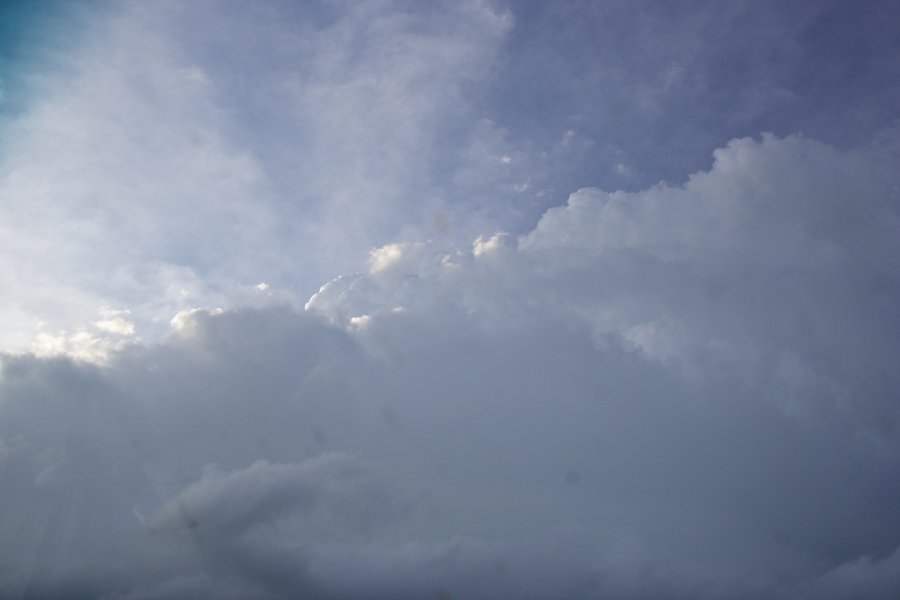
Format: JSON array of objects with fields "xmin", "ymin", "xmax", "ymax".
[{"xmin": 1, "ymin": 1, "xmax": 900, "ymax": 598}]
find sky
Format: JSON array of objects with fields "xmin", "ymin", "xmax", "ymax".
[{"xmin": 1, "ymin": 0, "xmax": 899, "ymax": 598}]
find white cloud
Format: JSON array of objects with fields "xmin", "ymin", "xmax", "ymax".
[
  {"xmin": 525, "ymin": 134, "xmax": 892, "ymax": 263},
  {"xmin": 349, "ymin": 315, "xmax": 371, "ymax": 329},
  {"xmin": 94, "ymin": 307, "xmax": 136, "ymax": 336},
  {"xmin": 472, "ymin": 231, "xmax": 510, "ymax": 257},
  {"xmin": 368, "ymin": 243, "xmax": 408, "ymax": 274},
  {"xmin": 28, "ymin": 306, "xmax": 138, "ymax": 363}
]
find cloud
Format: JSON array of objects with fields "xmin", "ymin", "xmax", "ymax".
[
  {"xmin": 147, "ymin": 454, "xmax": 402, "ymax": 539},
  {"xmin": 481, "ymin": 0, "xmax": 900, "ymax": 195},
  {"xmin": 93, "ymin": 308, "xmax": 136, "ymax": 336},
  {"xmin": 802, "ymin": 546, "xmax": 900, "ymax": 600},
  {"xmin": 1, "ymin": 132, "xmax": 899, "ymax": 597},
  {"xmin": 0, "ymin": 0, "xmax": 514, "ymax": 353}
]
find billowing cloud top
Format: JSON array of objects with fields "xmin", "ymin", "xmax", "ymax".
[{"xmin": 1, "ymin": 1, "xmax": 900, "ymax": 598}]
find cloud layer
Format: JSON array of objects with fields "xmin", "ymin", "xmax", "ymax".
[{"xmin": 2, "ymin": 132, "xmax": 899, "ymax": 598}]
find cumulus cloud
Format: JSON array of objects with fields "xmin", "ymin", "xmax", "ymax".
[{"xmin": 1, "ymin": 132, "xmax": 899, "ymax": 598}]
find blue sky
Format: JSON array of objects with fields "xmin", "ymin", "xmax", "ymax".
[{"xmin": 1, "ymin": 1, "xmax": 899, "ymax": 598}]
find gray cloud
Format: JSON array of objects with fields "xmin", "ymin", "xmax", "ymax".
[{"xmin": 2, "ymin": 131, "xmax": 899, "ymax": 597}]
